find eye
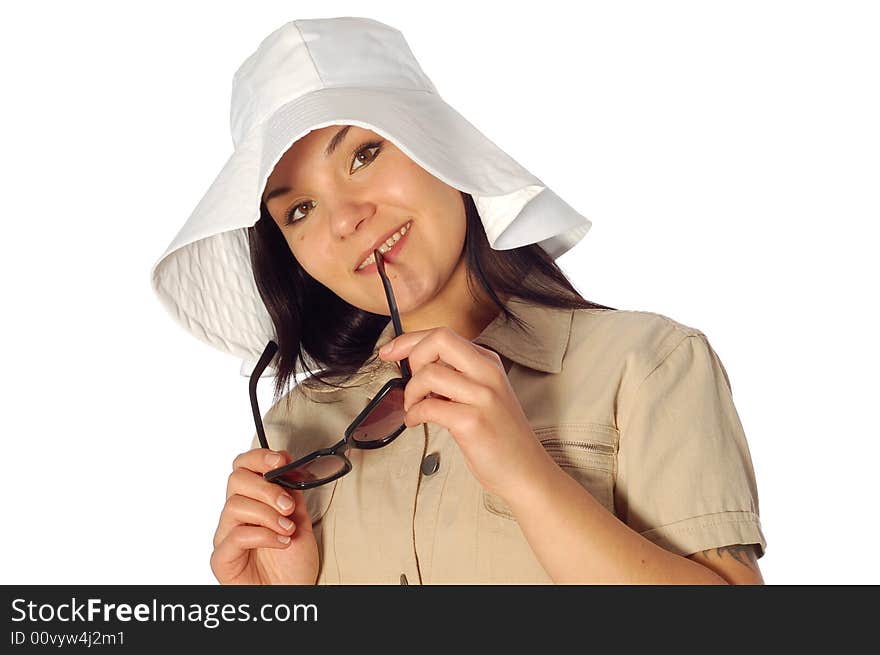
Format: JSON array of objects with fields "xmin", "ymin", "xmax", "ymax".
[
  {"xmin": 350, "ymin": 140, "xmax": 383, "ymax": 174},
  {"xmin": 284, "ymin": 200, "xmax": 316, "ymax": 226}
]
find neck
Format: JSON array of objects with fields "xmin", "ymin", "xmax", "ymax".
[{"xmin": 398, "ymin": 250, "xmax": 510, "ymax": 343}]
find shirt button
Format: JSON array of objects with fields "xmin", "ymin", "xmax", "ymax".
[{"xmin": 421, "ymin": 452, "xmax": 440, "ymax": 476}]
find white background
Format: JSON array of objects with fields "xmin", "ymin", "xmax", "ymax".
[{"xmin": 1, "ymin": 1, "xmax": 877, "ymax": 584}]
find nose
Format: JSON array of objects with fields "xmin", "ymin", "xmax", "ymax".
[{"xmin": 328, "ymin": 199, "xmax": 377, "ymax": 241}]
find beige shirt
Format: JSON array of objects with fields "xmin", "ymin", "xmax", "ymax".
[{"xmin": 250, "ymin": 296, "xmax": 767, "ymax": 584}]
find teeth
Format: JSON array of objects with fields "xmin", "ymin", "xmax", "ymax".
[{"xmin": 357, "ymin": 221, "xmax": 411, "ymax": 270}]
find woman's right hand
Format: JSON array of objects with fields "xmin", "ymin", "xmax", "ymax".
[{"xmin": 210, "ymin": 448, "xmax": 319, "ymax": 585}]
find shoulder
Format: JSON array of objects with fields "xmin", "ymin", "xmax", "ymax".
[
  {"xmin": 562, "ymin": 308, "xmax": 740, "ymax": 436},
  {"xmin": 554, "ymin": 307, "xmax": 717, "ymax": 421},
  {"xmin": 567, "ymin": 307, "xmax": 706, "ymax": 375}
]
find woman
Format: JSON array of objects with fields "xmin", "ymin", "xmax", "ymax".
[{"xmin": 151, "ymin": 17, "xmax": 766, "ymax": 585}]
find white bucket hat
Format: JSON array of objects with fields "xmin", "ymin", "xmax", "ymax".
[{"xmin": 150, "ymin": 16, "xmax": 592, "ymax": 378}]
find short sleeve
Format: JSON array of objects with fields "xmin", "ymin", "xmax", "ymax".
[{"xmin": 615, "ymin": 333, "xmax": 767, "ymax": 559}]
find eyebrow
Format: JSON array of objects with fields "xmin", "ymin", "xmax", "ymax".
[{"xmin": 263, "ymin": 125, "xmax": 352, "ymax": 205}]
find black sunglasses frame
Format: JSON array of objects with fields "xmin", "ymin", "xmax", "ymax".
[{"xmin": 249, "ymin": 247, "xmax": 412, "ymax": 490}]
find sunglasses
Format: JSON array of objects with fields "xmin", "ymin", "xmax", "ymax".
[{"xmin": 249, "ymin": 247, "xmax": 412, "ymax": 490}]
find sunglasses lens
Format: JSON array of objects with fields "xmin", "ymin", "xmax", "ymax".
[
  {"xmin": 273, "ymin": 454, "xmax": 348, "ymax": 486},
  {"xmin": 351, "ymin": 385, "xmax": 406, "ymax": 444}
]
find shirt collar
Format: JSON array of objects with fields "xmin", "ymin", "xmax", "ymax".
[
  {"xmin": 299, "ymin": 296, "xmax": 574, "ymax": 396},
  {"xmin": 372, "ymin": 295, "xmax": 573, "ymax": 374}
]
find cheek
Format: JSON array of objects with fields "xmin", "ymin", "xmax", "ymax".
[
  {"xmin": 379, "ymin": 156, "xmax": 438, "ymax": 201},
  {"xmin": 286, "ymin": 232, "xmax": 304, "ymax": 256},
  {"xmin": 288, "ymin": 233, "xmax": 315, "ymax": 268},
  {"xmin": 289, "ymin": 233, "xmax": 336, "ymax": 278}
]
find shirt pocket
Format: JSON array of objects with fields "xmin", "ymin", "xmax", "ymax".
[{"xmin": 482, "ymin": 423, "xmax": 619, "ymax": 519}]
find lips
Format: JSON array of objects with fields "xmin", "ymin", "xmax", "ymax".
[{"xmin": 354, "ymin": 220, "xmax": 412, "ymax": 272}]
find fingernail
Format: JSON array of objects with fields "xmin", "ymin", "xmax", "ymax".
[
  {"xmin": 379, "ymin": 341, "xmax": 393, "ymax": 355},
  {"xmin": 265, "ymin": 452, "xmax": 281, "ymax": 467},
  {"xmin": 276, "ymin": 494, "xmax": 294, "ymax": 511},
  {"xmin": 277, "ymin": 535, "xmax": 291, "ymax": 544},
  {"xmin": 278, "ymin": 516, "xmax": 294, "ymax": 530}
]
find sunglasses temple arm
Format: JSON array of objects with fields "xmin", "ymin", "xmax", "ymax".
[
  {"xmin": 249, "ymin": 341, "xmax": 279, "ymax": 450},
  {"xmin": 374, "ymin": 249, "xmax": 412, "ymax": 381}
]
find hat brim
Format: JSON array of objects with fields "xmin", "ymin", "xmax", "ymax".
[{"xmin": 151, "ymin": 86, "xmax": 591, "ymax": 370}]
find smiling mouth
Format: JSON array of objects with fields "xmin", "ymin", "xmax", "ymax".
[{"xmin": 355, "ymin": 220, "xmax": 412, "ymax": 273}]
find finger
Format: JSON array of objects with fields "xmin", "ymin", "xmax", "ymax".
[
  {"xmin": 404, "ymin": 362, "xmax": 494, "ymax": 413},
  {"xmin": 231, "ymin": 447, "xmax": 293, "ymax": 474},
  {"xmin": 378, "ymin": 328, "xmax": 434, "ymax": 359},
  {"xmin": 214, "ymin": 494, "xmax": 297, "ymax": 548},
  {"xmin": 405, "ymin": 395, "xmax": 483, "ymax": 436},
  {"xmin": 471, "ymin": 343, "xmax": 507, "ymax": 369},
  {"xmin": 400, "ymin": 327, "xmax": 501, "ymax": 383},
  {"xmin": 225, "ymin": 467, "xmax": 297, "ymax": 517},
  {"xmin": 211, "ymin": 525, "xmax": 293, "ymax": 575}
]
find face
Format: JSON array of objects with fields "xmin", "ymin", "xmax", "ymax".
[{"xmin": 261, "ymin": 124, "xmax": 469, "ymax": 324}]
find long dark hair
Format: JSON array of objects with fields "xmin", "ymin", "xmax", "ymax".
[{"xmin": 247, "ymin": 190, "xmax": 615, "ymax": 405}]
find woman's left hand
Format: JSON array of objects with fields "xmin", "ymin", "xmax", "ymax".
[{"xmin": 378, "ymin": 326, "xmax": 555, "ymax": 500}]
